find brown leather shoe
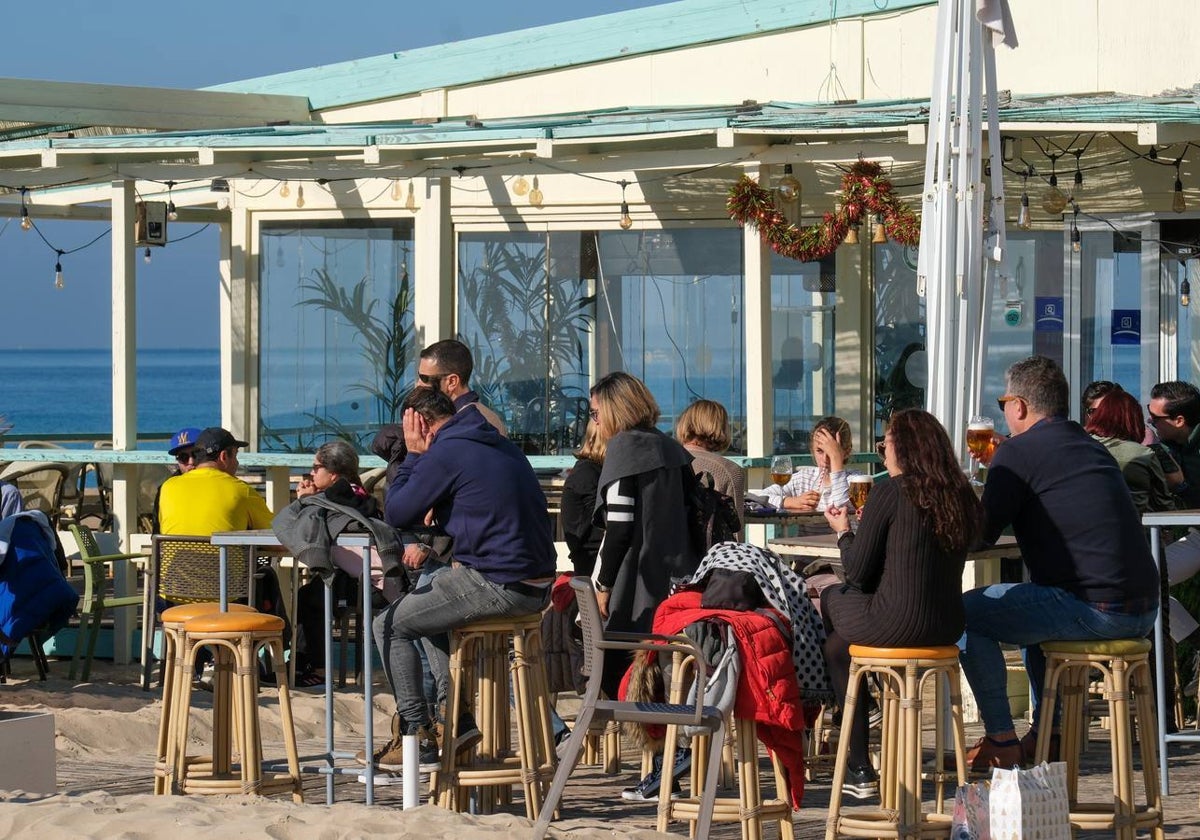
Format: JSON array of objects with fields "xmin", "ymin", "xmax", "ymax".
[
  {"xmin": 1020, "ymin": 728, "xmax": 1060, "ymax": 764},
  {"xmin": 966, "ymin": 735, "xmax": 1023, "ymax": 774}
]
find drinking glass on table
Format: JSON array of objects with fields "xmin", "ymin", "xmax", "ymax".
[
  {"xmin": 770, "ymin": 455, "xmax": 794, "ymax": 487},
  {"xmin": 847, "ymin": 474, "xmax": 873, "ymax": 513},
  {"xmin": 966, "ymin": 415, "xmax": 995, "ymax": 482}
]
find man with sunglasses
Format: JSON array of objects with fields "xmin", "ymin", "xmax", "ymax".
[
  {"xmin": 416, "ymin": 339, "xmax": 506, "ymax": 436},
  {"xmin": 1148, "ymin": 380, "xmax": 1200, "ymax": 508},
  {"xmin": 959, "ymin": 355, "xmax": 1158, "ymax": 773},
  {"xmin": 158, "ymin": 427, "xmax": 273, "ymax": 536},
  {"xmin": 148, "ymin": 427, "xmax": 202, "ymax": 533}
]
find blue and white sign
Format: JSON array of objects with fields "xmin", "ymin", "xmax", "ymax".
[
  {"xmin": 1034, "ymin": 297, "xmax": 1063, "ymax": 333},
  {"xmin": 1111, "ymin": 309, "xmax": 1141, "ymax": 346}
]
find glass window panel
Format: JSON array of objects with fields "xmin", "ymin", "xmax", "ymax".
[
  {"xmin": 770, "ymin": 251, "xmax": 835, "ymax": 455},
  {"xmin": 873, "ymin": 243, "xmax": 924, "ymax": 438},
  {"xmin": 259, "ymin": 221, "xmax": 415, "ymax": 452},
  {"xmin": 1081, "ymin": 228, "xmax": 1142, "ymax": 397},
  {"xmin": 457, "ymin": 232, "xmax": 593, "ymax": 455}
]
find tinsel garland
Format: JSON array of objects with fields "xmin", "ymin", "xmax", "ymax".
[{"xmin": 727, "ymin": 160, "xmax": 920, "ymax": 264}]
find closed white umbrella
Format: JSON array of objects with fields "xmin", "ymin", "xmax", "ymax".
[{"xmin": 917, "ymin": 0, "xmax": 1018, "ymax": 458}]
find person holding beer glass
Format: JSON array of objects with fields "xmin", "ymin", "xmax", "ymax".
[
  {"xmin": 966, "ymin": 415, "xmax": 995, "ymax": 483},
  {"xmin": 820, "ymin": 409, "xmax": 982, "ymax": 798},
  {"xmin": 764, "ymin": 416, "xmax": 863, "ymax": 512}
]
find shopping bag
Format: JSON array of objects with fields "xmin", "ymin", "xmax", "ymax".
[
  {"xmin": 989, "ymin": 761, "xmax": 1070, "ymax": 840},
  {"xmin": 951, "ymin": 780, "xmax": 991, "ymax": 840}
]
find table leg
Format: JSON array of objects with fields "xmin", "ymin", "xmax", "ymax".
[
  {"xmin": 219, "ymin": 546, "xmax": 228, "ymax": 611},
  {"xmin": 362, "ymin": 545, "xmax": 375, "ymax": 805},
  {"xmin": 1152, "ymin": 525, "xmax": 1169, "ymax": 796},
  {"xmin": 325, "ymin": 579, "xmax": 336, "ymax": 804}
]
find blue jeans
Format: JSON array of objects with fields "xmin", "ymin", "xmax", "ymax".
[
  {"xmin": 415, "ymin": 558, "xmax": 450, "ymax": 720},
  {"xmin": 372, "ymin": 564, "xmax": 549, "ymax": 732},
  {"xmin": 958, "ymin": 583, "xmax": 1155, "ymax": 737}
]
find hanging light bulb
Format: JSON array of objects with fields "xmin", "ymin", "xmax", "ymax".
[
  {"xmin": 843, "ymin": 223, "xmax": 860, "ymax": 245},
  {"xmin": 279, "ymin": 180, "xmax": 291, "ymax": 199},
  {"xmin": 143, "ymin": 247, "xmax": 152, "ymax": 265},
  {"xmin": 405, "ymin": 181, "xmax": 416, "ymax": 212},
  {"xmin": 511, "ymin": 175, "xmax": 530, "ymax": 196},
  {"xmin": 1070, "ymin": 206, "xmax": 1082, "ymax": 253},
  {"xmin": 1042, "ymin": 173, "xmax": 1068, "ymax": 215},
  {"xmin": 19, "ymin": 188, "xmax": 32, "ymax": 231},
  {"xmin": 776, "ymin": 163, "xmax": 801, "ymax": 204},
  {"xmin": 528, "ymin": 176, "xmax": 544, "ymax": 208},
  {"xmin": 295, "ymin": 184, "xmax": 306, "ymax": 209},
  {"xmin": 166, "ymin": 181, "xmax": 178, "ymax": 220},
  {"xmin": 54, "ymin": 254, "xmax": 64, "ymax": 290},
  {"xmin": 389, "ymin": 179, "xmax": 402, "ymax": 202},
  {"xmin": 1173, "ymin": 164, "xmax": 1186, "ymax": 213},
  {"xmin": 1017, "ymin": 189, "xmax": 1032, "ymax": 230},
  {"xmin": 871, "ymin": 213, "xmax": 888, "ymax": 244},
  {"xmin": 619, "ymin": 202, "xmax": 633, "ymax": 230},
  {"xmin": 1181, "ymin": 278, "xmax": 1192, "ymax": 308}
]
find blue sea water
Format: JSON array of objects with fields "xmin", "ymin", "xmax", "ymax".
[{"xmin": 0, "ymin": 348, "xmax": 220, "ymax": 438}]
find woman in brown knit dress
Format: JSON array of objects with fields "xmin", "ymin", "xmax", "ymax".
[{"xmin": 821, "ymin": 409, "xmax": 982, "ymax": 798}]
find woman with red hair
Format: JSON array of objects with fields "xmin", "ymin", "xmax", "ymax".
[{"xmin": 1084, "ymin": 387, "xmax": 1174, "ymax": 513}]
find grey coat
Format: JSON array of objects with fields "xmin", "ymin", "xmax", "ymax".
[{"xmin": 272, "ymin": 494, "xmax": 404, "ymax": 586}]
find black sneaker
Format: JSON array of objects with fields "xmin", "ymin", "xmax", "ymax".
[
  {"xmin": 841, "ymin": 765, "xmax": 879, "ymax": 800},
  {"xmin": 454, "ymin": 711, "xmax": 483, "ymax": 757},
  {"xmin": 621, "ymin": 749, "xmax": 691, "ymax": 802},
  {"xmin": 416, "ymin": 726, "xmax": 441, "ymax": 772}
]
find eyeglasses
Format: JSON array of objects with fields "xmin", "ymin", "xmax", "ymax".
[
  {"xmin": 997, "ymin": 395, "xmax": 1024, "ymax": 411},
  {"xmin": 175, "ymin": 452, "xmax": 195, "ymax": 464},
  {"xmin": 588, "ymin": 408, "xmax": 600, "ymax": 421},
  {"xmin": 417, "ymin": 372, "xmax": 444, "ymax": 387},
  {"xmin": 311, "ymin": 463, "xmax": 326, "ymax": 473},
  {"xmin": 1146, "ymin": 404, "xmax": 1173, "ymax": 422}
]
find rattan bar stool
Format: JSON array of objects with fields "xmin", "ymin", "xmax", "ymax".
[
  {"xmin": 661, "ymin": 716, "xmax": 795, "ymax": 840},
  {"xmin": 826, "ymin": 644, "xmax": 968, "ymax": 840},
  {"xmin": 153, "ymin": 602, "xmax": 256, "ymax": 794},
  {"xmin": 169, "ymin": 611, "xmax": 302, "ymax": 800},
  {"xmin": 1037, "ymin": 639, "xmax": 1164, "ymax": 840},
  {"xmin": 435, "ymin": 613, "xmax": 557, "ymax": 819}
]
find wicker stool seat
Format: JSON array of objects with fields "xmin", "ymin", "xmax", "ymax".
[
  {"xmin": 1038, "ymin": 638, "xmax": 1164, "ymax": 840},
  {"xmin": 435, "ymin": 612, "xmax": 557, "ymax": 819},
  {"xmin": 154, "ymin": 602, "xmax": 256, "ymax": 794},
  {"xmin": 827, "ymin": 644, "xmax": 968, "ymax": 840},
  {"xmin": 166, "ymin": 611, "xmax": 302, "ymax": 800}
]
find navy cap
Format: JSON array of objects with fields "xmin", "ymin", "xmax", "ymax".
[
  {"xmin": 168, "ymin": 427, "xmax": 203, "ymax": 457},
  {"xmin": 195, "ymin": 427, "xmax": 250, "ymax": 458}
]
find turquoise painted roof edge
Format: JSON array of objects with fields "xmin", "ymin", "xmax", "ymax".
[{"xmin": 206, "ymin": 0, "xmax": 936, "ymax": 111}]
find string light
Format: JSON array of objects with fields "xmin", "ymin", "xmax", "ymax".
[
  {"xmin": 1017, "ymin": 170, "xmax": 1032, "ymax": 230},
  {"xmin": 279, "ymin": 180, "xmax": 291, "ymax": 199},
  {"xmin": 54, "ymin": 251, "xmax": 64, "ymax": 289},
  {"xmin": 1070, "ymin": 205, "xmax": 1081, "ymax": 253},
  {"xmin": 166, "ymin": 181, "xmax": 178, "ymax": 221},
  {"xmin": 618, "ymin": 180, "xmax": 633, "ymax": 230},
  {"xmin": 1182, "ymin": 278, "xmax": 1191, "ymax": 308},
  {"xmin": 1072, "ymin": 151, "xmax": 1084, "ymax": 196},
  {"xmin": 776, "ymin": 163, "xmax": 801, "ymax": 204},
  {"xmin": 1042, "ymin": 156, "xmax": 1067, "ymax": 215},
  {"xmin": 511, "ymin": 175, "xmax": 530, "ymax": 196},
  {"xmin": 143, "ymin": 247, "xmax": 152, "ymax": 264},
  {"xmin": 295, "ymin": 184, "xmax": 306, "ymax": 209},
  {"xmin": 1173, "ymin": 159, "xmax": 1186, "ymax": 214},
  {"xmin": 20, "ymin": 187, "xmax": 32, "ymax": 231},
  {"xmin": 390, "ymin": 179, "xmax": 403, "ymax": 202},
  {"xmin": 405, "ymin": 181, "xmax": 416, "ymax": 212},
  {"xmin": 528, "ymin": 176, "xmax": 543, "ymax": 208}
]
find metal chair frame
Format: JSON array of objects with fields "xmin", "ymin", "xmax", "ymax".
[{"xmin": 68, "ymin": 524, "xmax": 147, "ymax": 681}]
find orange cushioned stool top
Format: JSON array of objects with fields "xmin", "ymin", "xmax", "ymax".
[
  {"xmin": 1041, "ymin": 638, "xmax": 1151, "ymax": 656},
  {"xmin": 183, "ymin": 612, "xmax": 285, "ymax": 634},
  {"xmin": 848, "ymin": 644, "xmax": 961, "ymax": 660},
  {"xmin": 161, "ymin": 603, "xmax": 256, "ymax": 624}
]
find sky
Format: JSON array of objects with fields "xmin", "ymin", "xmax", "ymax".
[{"xmin": 0, "ymin": 0, "xmax": 672, "ymax": 350}]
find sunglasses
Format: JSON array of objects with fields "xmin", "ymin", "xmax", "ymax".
[
  {"xmin": 417, "ymin": 372, "xmax": 444, "ymax": 386},
  {"xmin": 311, "ymin": 463, "xmax": 326, "ymax": 473},
  {"xmin": 1146, "ymin": 404, "xmax": 1174, "ymax": 422},
  {"xmin": 996, "ymin": 395, "xmax": 1024, "ymax": 411},
  {"xmin": 175, "ymin": 451, "xmax": 195, "ymax": 464}
]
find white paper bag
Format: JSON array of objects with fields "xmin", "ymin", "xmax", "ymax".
[{"xmin": 989, "ymin": 761, "xmax": 1069, "ymax": 840}]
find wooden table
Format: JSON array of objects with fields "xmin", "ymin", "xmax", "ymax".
[
  {"xmin": 768, "ymin": 532, "xmax": 1020, "ymax": 562},
  {"xmin": 210, "ymin": 529, "xmax": 381, "ymax": 805},
  {"xmin": 1143, "ymin": 508, "xmax": 1200, "ymax": 796}
]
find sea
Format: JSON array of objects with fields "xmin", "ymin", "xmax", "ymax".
[{"xmin": 0, "ymin": 348, "xmax": 220, "ymax": 440}]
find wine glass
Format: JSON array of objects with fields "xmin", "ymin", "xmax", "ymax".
[
  {"xmin": 966, "ymin": 415, "xmax": 995, "ymax": 482},
  {"xmin": 848, "ymin": 475, "xmax": 873, "ymax": 513},
  {"xmin": 770, "ymin": 455, "xmax": 794, "ymax": 487}
]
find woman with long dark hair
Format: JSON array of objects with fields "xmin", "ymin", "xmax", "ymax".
[
  {"xmin": 821, "ymin": 408, "xmax": 982, "ymax": 798},
  {"xmin": 1084, "ymin": 387, "xmax": 1174, "ymax": 514}
]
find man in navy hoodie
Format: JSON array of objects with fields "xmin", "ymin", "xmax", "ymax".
[{"xmin": 364, "ymin": 387, "xmax": 555, "ymax": 772}]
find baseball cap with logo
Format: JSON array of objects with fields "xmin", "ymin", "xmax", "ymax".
[
  {"xmin": 195, "ymin": 427, "xmax": 250, "ymax": 458},
  {"xmin": 167, "ymin": 427, "xmax": 203, "ymax": 457}
]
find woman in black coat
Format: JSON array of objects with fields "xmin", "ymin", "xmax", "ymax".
[
  {"xmin": 559, "ymin": 420, "xmax": 605, "ymax": 577},
  {"xmin": 821, "ymin": 409, "xmax": 982, "ymax": 798}
]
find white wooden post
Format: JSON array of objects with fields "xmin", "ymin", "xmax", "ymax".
[
  {"xmin": 413, "ymin": 177, "xmax": 454, "ymax": 346},
  {"xmin": 110, "ymin": 179, "xmax": 137, "ymax": 663}
]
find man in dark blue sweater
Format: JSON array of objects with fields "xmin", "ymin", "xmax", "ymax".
[
  {"xmin": 961, "ymin": 356, "xmax": 1159, "ymax": 772},
  {"xmin": 364, "ymin": 388, "xmax": 555, "ymax": 772}
]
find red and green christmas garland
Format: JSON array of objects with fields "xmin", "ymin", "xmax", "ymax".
[{"xmin": 727, "ymin": 159, "xmax": 920, "ymax": 263}]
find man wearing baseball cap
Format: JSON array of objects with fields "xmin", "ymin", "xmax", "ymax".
[
  {"xmin": 148, "ymin": 427, "xmax": 203, "ymax": 532},
  {"xmin": 158, "ymin": 427, "xmax": 273, "ymax": 535}
]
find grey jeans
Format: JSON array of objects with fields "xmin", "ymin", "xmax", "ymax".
[{"xmin": 372, "ymin": 563, "xmax": 549, "ymax": 732}]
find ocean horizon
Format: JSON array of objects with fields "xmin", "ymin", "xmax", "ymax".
[{"xmin": 0, "ymin": 347, "xmax": 220, "ymax": 440}]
